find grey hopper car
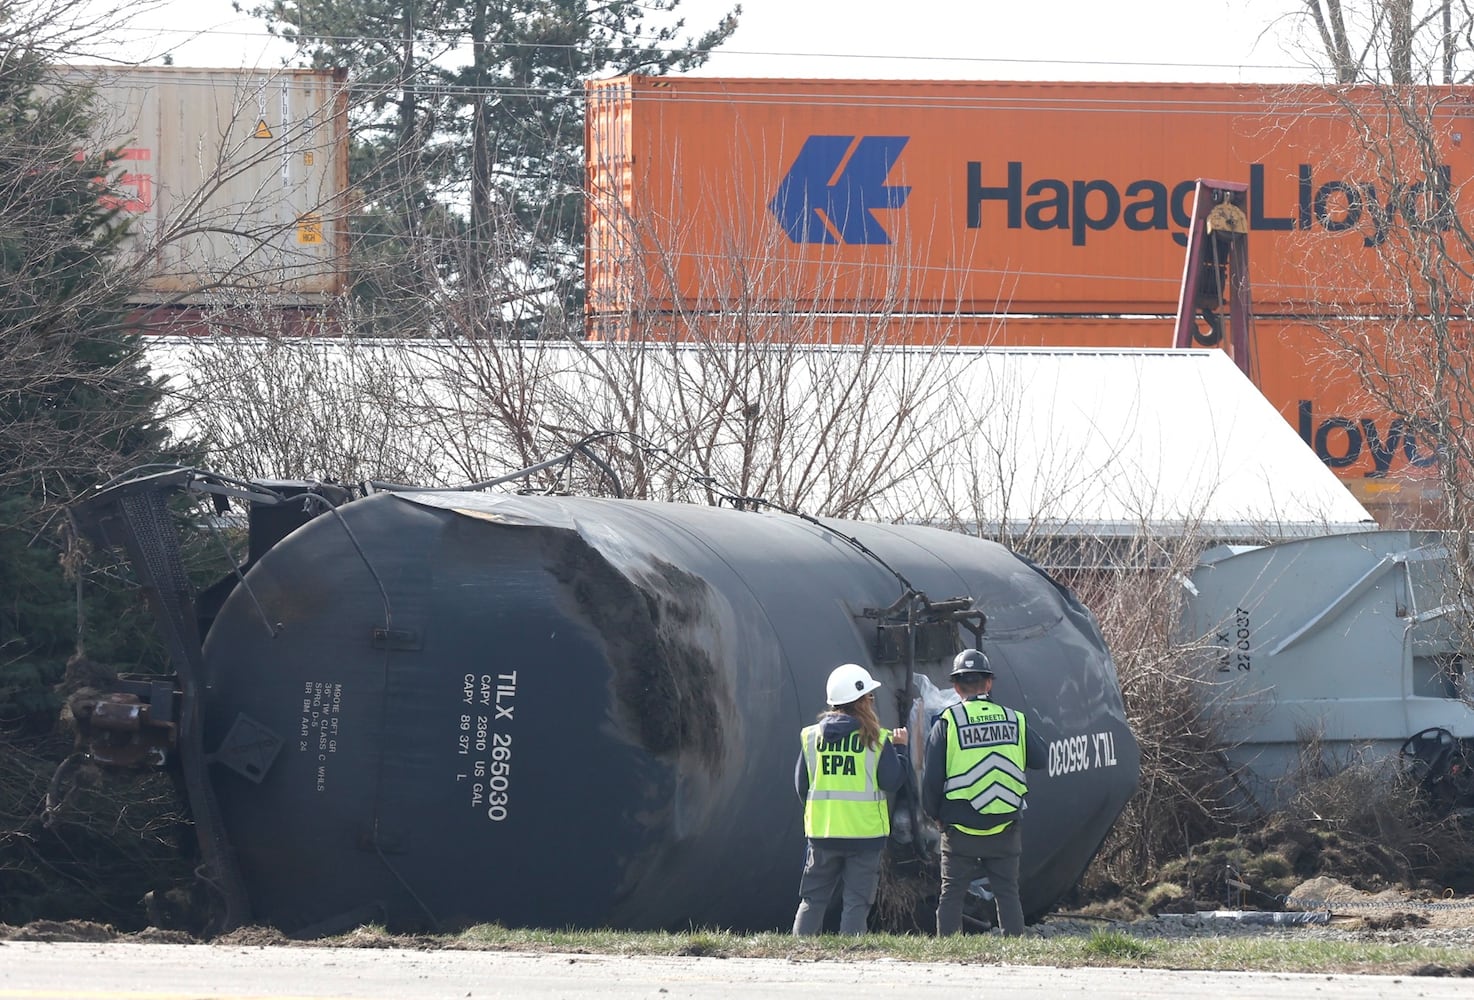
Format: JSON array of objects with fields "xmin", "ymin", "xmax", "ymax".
[
  {"xmin": 1179, "ymin": 530, "xmax": 1474, "ymax": 813},
  {"xmin": 72, "ymin": 475, "xmax": 1139, "ymax": 933}
]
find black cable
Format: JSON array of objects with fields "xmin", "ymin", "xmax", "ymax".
[
  {"xmin": 299, "ymin": 493, "xmax": 392, "ymax": 630},
  {"xmin": 192, "ymin": 494, "xmax": 279, "ymax": 639}
]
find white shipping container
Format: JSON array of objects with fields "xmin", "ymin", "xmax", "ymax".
[{"xmin": 52, "ymin": 65, "xmax": 349, "ymax": 304}]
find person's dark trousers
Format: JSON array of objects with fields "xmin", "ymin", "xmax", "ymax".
[{"xmin": 935, "ymin": 822, "xmax": 1024, "ymax": 936}]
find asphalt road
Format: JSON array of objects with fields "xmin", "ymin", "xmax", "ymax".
[{"xmin": 0, "ymin": 943, "xmax": 1469, "ymax": 1000}]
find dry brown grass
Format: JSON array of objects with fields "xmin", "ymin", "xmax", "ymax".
[{"xmin": 1049, "ymin": 535, "xmax": 1241, "ymax": 894}]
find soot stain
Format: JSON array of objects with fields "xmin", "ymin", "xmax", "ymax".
[{"xmin": 543, "ymin": 531, "xmax": 728, "ymax": 768}]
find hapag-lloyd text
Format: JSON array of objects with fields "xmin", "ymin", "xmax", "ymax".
[
  {"xmin": 1298, "ymin": 400, "xmax": 1442, "ymax": 475},
  {"xmin": 967, "ymin": 161, "xmax": 1454, "ymax": 247}
]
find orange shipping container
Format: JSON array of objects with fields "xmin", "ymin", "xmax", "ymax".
[{"xmin": 585, "ymin": 77, "xmax": 1474, "ymax": 318}]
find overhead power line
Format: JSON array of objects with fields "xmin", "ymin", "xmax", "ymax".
[
  {"xmin": 58, "ymin": 66, "xmax": 1417, "ymax": 121},
  {"xmin": 99, "ymin": 22, "xmax": 1316, "ymax": 76}
]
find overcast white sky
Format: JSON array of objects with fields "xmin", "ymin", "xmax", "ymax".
[{"xmin": 90, "ymin": 0, "xmax": 1322, "ymax": 83}]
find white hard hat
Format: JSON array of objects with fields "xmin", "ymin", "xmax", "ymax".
[{"xmin": 826, "ymin": 663, "xmax": 882, "ymax": 706}]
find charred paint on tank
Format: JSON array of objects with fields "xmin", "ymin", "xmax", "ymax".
[{"xmin": 544, "ymin": 530, "xmax": 730, "ymax": 766}]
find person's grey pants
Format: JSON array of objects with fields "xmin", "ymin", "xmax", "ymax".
[
  {"xmin": 792, "ymin": 843, "xmax": 883, "ymax": 935},
  {"xmin": 935, "ymin": 822, "xmax": 1024, "ymax": 936}
]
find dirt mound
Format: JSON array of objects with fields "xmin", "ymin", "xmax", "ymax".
[
  {"xmin": 1289, "ymin": 875, "xmax": 1410, "ymax": 908},
  {"xmin": 212, "ymin": 925, "xmax": 294, "ymax": 947},
  {"xmin": 127, "ymin": 927, "xmax": 201, "ymax": 944},
  {"xmin": 0, "ymin": 920, "xmax": 117, "ymax": 942},
  {"xmin": 1072, "ymin": 810, "xmax": 1474, "ymax": 923}
]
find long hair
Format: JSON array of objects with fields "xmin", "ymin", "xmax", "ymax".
[{"xmin": 819, "ymin": 693, "xmax": 883, "ymax": 750}]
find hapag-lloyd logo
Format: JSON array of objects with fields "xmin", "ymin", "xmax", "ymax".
[
  {"xmin": 769, "ymin": 135, "xmax": 911, "ymax": 245},
  {"xmin": 768, "ymin": 135, "xmax": 1458, "ymax": 249}
]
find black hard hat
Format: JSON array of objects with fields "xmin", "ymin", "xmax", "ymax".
[{"xmin": 950, "ymin": 648, "xmax": 994, "ymax": 677}]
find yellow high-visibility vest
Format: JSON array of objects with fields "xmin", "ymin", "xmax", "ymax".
[
  {"xmin": 942, "ymin": 699, "xmax": 1027, "ymax": 836},
  {"xmin": 800, "ymin": 724, "xmax": 892, "ymax": 839}
]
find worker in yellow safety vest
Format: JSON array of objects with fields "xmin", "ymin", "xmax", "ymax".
[
  {"xmin": 922, "ymin": 648, "xmax": 1046, "ymax": 936},
  {"xmin": 793, "ymin": 663, "xmax": 909, "ymax": 935}
]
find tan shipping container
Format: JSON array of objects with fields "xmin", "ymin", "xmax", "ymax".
[
  {"xmin": 55, "ymin": 65, "xmax": 349, "ymax": 304},
  {"xmin": 585, "ymin": 76, "xmax": 1474, "ymax": 318}
]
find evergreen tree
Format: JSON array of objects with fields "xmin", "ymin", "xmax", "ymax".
[
  {"xmin": 248, "ymin": 0, "xmax": 739, "ymax": 337},
  {"xmin": 0, "ymin": 44, "xmax": 194, "ymax": 926}
]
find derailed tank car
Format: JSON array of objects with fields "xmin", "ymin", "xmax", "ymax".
[{"xmin": 71, "ymin": 473, "xmax": 1138, "ymax": 933}]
